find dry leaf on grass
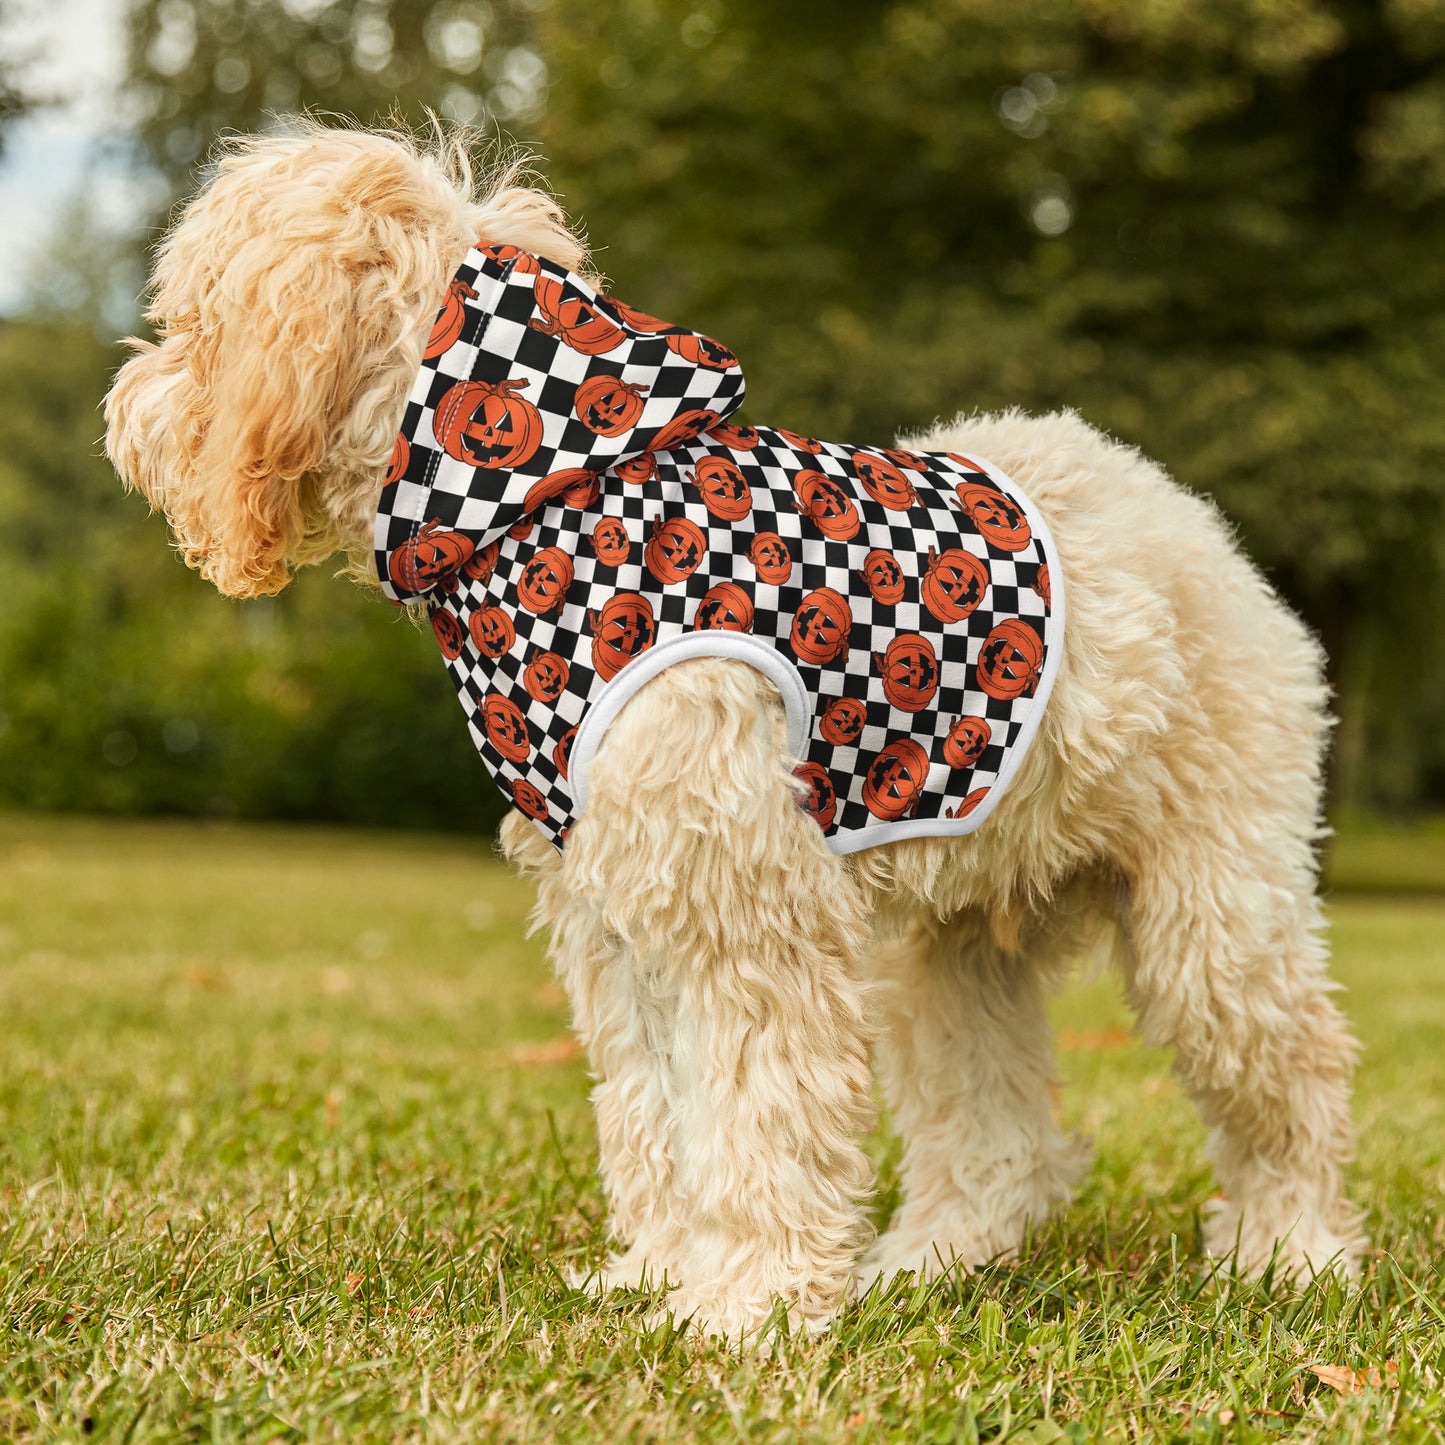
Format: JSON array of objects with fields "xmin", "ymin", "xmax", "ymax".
[
  {"xmin": 1310, "ymin": 1362, "xmax": 1399, "ymax": 1395},
  {"xmin": 503, "ymin": 1037, "xmax": 584, "ymax": 1067},
  {"xmin": 1056, "ymin": 1027, "xmax": 1133, "ymax": 1052}
]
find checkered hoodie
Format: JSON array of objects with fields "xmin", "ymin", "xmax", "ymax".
[{"xmin": 375, "ymin": 243, "xmax": 1063, "ymax": 853}]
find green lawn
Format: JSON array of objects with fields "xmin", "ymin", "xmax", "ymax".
[{"xmin": 1, "ymin": 812, "xmax": 1442, "ymax": 1443}]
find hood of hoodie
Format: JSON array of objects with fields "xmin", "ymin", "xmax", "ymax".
[{"xmin": 375, "ymin": 243, "xmax": 748, "ymax": 603}]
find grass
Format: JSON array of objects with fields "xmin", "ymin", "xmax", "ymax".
[{"xmin": 0, "ymin": 811, "xmax": 1442, "ymax": 1443}]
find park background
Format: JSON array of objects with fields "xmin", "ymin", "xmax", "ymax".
[{"xmin": 3, "ymin": 0, "xmax": 1445, "ymax": 832}]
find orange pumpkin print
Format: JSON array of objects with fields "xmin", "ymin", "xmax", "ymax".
[
  {"xmin": 793, "ymin": 762, "xmax": 838, "ymax": 832},
  {"xmin": 853, "ymin": 452, "xmax": 917, "ymax": 511},
  {"xmin": 468, "ymin": 604, "xmax": 515, "ymax": 659},
  {"xmin": 651, "ymin": 408, "xmax": 721, "ymax": 452},
  {"xmin": 977, "ymin": 618, "xmax": 1044, "ymax": 700},
  {"xmin": 603, "ymin": 297, "xmax": 674, "ymax": 333},
  {"xmin": 589, "ymin": 517, "xmax": 632, "ymax": 567},
  {"xmin": 954, "ymin": 481, "xmax": 1033, "ymax": 552},
  {"xmin": 819, "ymin": 696, "xmax": 867, "ymax": 747},
  {"xmin": 874, "ymin": 633, "xmax": 939, "ymax": 713},
  {"xmin": 510, "ymin": 777, "xmax": 549, "ymax": 820},
  {"xmin": 665, "ymin": 332, "xmax": 738, "ymax": 370},
  {"xmin": 553, "ymin": 726, "xmax": 577, "ymax": 780},
  {"xmin": 707, "ymin": 420, "xmax": 759, "ymax": 450},
  {"xmin": 430, "ymin": 606, "xmax": 465, "ymax": 659},
  {"xmin": 424, "ymin": 277, "xmax": 478, "ymax": 359},
  {"xmin": 882, "ymin": 448, "xmax": 929, "ymax": 472},
  {"xmin": 516, "ymin": 546, "xmax": 574, "ymax": 615},
  {"xmin": 385, "ymin": 432, "xmax": 410, "ymax": 487},
  {"xmin": 508, "ymin": 517, "xmax": 534, "ymax": 542},
  {"xmin": 945, "ymin": 788, "xmax": 990, "ymax": 820},
  {"xmin": 693, "ymin": 581, "xmax": 754, "ymax": 633},
  {"xmin": 434, "ymin": 378, "xmax": 544, "ymax": 469},
  {"xmin": 942, "ymin": 715, "xmax": 991, "ymax": 769},
  {"xmin": 529, "ymin": 275, "xmax": 626, "ymax": 354},
  {"xmin": 615, "ymin": 453, "xmax": 657, "ymax": 486},
  {"xmin": 645, "ymin": 515, "xmax": 707, "ymax": 584},
  {"xmin": 793, "ymin": 470, "xmax": 860, "ymax": 541},
  {"xmin": 478, "ymin": 243, "xmax": 538, "ymax": 272},
  {"xmin": 862, "ymin": 738, "xmax": 931, "ymax": 821},
  {"xmin": 749, "ymin": 531, "xmax": 793, "ymax": 584},
  {"xmin": 463, "ymin": 540, "xmax": 500, "ymax": 583},
  {"xmin": 921, "ymin": 546, "xmax": 989, "ymax": 625},
  {"xmin": 858, "ymin": 549, "xmax": 905, "ymax": 606},
  {"xmin": 481, "ymin": 694, "xmax": 531, "ymax": 763},
  {"xmin": 689, "ymin": 455, "xmax": 752, "ymax": 521},
  {"xmin": 522, "ymin": 467, "xmax": 601, "ymax": 514},
  {"xmin": 389, "ymin": 519, "xmax": 475, "ymax": 593},
  {"xmin": 778, "ymin": 429, "xmax": 823, "ymax": 454},
  {"xmin": 574, "ymin": 375, "xmax": 649, "ymax": 436},
  {"xmin": 587, "ymin": 592, "xmax": 656, "ymax": 681},
  {"xmin": 1031, "ymin": 563, "xmax": 1052, "ymax": 610},
  {"xmin": 522, "ymin": 647, "xmax": 570, "ymax": 703},
  {"xmin": 790, "ymin": 587, "xmax": 852, "ymax": 666},
  {"xmin": 947, "ymin": 452, "xmax": 987, "ymax": 473}
]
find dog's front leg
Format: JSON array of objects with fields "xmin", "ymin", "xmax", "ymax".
[{"xmin": 565, "ymin": 659, "xmax": 878, "ymax": 1344}]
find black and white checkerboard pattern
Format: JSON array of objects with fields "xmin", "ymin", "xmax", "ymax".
[{"xmin": 375, "ymin": 245, "xmax": 1061, "ymax": 854}]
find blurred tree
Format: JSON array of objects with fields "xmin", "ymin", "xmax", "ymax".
[{"xmin": 0, "ymin": 0, "xmax": 37, "ymax": 154}]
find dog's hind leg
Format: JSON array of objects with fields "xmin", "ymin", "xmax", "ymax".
[
  {"xmin": 858, "ymin": 909, "xmax": 1089, "ymax": 1290},
  {"xmin": 565, "ymin": 658, "xmax": 878, "ymax": 1342}
]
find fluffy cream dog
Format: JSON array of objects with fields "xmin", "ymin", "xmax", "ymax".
[{"xmin": 105, "ymin": 121, "xmax": 1364, "ymax": 1342}]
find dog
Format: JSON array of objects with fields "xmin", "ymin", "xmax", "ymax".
[{"xmin": 104, "ymin": 121, "xmax": 1365, "ymax": 1342}]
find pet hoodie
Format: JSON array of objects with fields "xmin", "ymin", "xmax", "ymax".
[{"xmin": 375, "ymin": 243, "xmax": 1064, "ymax": 854}]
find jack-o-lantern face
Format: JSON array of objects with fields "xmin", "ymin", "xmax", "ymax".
[
  {"xmin": 707, "ymin": 420, "xmax": 759, "ymax": 450},
  {"xmin": 468, "ymin": 604, "xmax": 515, "ymax": 659},
  {"xmin": 793, "ymin": 762, "xmax": 837, "ymax": 832},
  {"xmin": 862, "ymin": 738, "xmax": 931, "ymax": 821},
  {"xmin": 481, "ymin": 694, "xmax": 531, "ymax": 763},
  {"xmin": 883, "ymin": 448, "xmax": 929, "ymax": 472},
  {"xmin": 689, "ymin": 456, "xmax": 752, "ymax": 521},
  {"xmin": 819, "ymin": 696, "xmax": 867, "ymax": 747},
  {"xmin": 508, "ymin": 517, "xmax": 534, "ymax": 542},
  {"xmin": 651, "ymin": 409, "xmax": 721, "ymax": 452},
  {"xmin": 945, "ymin": 788, "xmax": 990, "ymax": 820},
  {"xmin": 942, "ymin": 714, "xmax": 992, "ymax": 769},
  {"xmin": 921, "ymin": 546, "xmax": 989, "ymax": 625},
  {"xmin": 574, "ymin": 375, "xmax": 649, "ymax": 436},
  {"xmin": 693, "ymin": 581, "xmax": 754, "ymax": 633},
  {"xmin": 953, "ymin": 481, "xmax": 1033, "ymax": 552},
  {"xmin": 858, "ymin": 549, "xmax": 905, "ymax": 606},
  {"xmin": 874, "ymin": 633, "xmax": 939, "ymax": 713},
  {"xmin": 424, "ymin": 277, "xmax": 478, "ymax": 359},
  {"xmin": 463, "ymin": 540, "xmax": 500, "ymax": 583},
  {"xmin": 793, "ymin": 470, "xmax": 860, "ymax": 541},
  {"xmin": 385, "ymin": 433, "xmax": 410, "ymax": 487},
  {"xmin": 603, "ymin": 297, "xmax": 674, "ymax": 333},
  {"xmin": 587, "ymin": 592, "xmax": 656, "ymax": 681},
  {"xmin": 522, "ymin": 648, "xmax": 570, "ymax": 703},
  {"xmin": 977, "ymin": 618, "xmax": 1044, "ymax": 699},
  {"xmin": 778, "ymin": 429, "xmax": 823, "ymax": 454},
  {"xmin": 478, "ymin": 243, "xmax": 539, "ymax": 273},
  {"xmin": 528, "ymin": 276, "xmax": 626, "ymax": 354},
  {"xmin": 853, "ymin": 453, "xmax": 917, "ymax": 511},
  {"xmin": 590, "ymin": 517, "xmax": 631, "ymax": 567},
  {"xmin": 645, "ymin": 515, "xmax": 707, "ymax": 584},
  {"xmin": 390, "ymin": 519, "xmax": 476, "ymax": 593},
  {"xmin": 665, "ymin": 332, "xmax": 738, "ymax": 370},
  {"xmin": 790, "ymin": 587, "xmax": 852, "ymax": 666},
  {"xmin": 1031, "ymin": 563, "xmax": 1052, "ymax": 610},
  {"xmin": 553, "ymin": 726, "xmax": 577, "ymax": 780},
  {"xmin": 516, "ymin": 546, "xmax": 574, "ymax": 615},
  {"xmin": 510, "ymin": 777, "xmax": 549, "ymax": 821},
  {"xmin": 430, "ymin": 606, "xmax": 464, "ymax": 659},
  {"xmin": 615, "ymin": 453, "xmax": 657, "ymax": 486},
  {"xmin": 522, "ymin": 468, "xmax": 601, "ymax": 514},
  {"xmin": 749, "ymin": 531, "xmax": 793, "ymax": 584},
  {"xmin": 434, "ymin": 378, "xmax": 544, "ymax": 469}
]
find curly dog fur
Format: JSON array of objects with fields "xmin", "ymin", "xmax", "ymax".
[{"xmin": 105, "ymin": 121, "xmax": 1365, "ymax": 1343}]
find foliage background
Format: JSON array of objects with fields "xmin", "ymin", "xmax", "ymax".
[{"xmin": 3, "ymin": 0, "xmax": 1445, "ymax": 832}]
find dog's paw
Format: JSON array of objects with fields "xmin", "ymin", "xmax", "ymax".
[
  {"xmin": 570, "ymin": 1245, "xmax": 675, "ymax": 1296},
  {"xmin": 1201, "ymin": 1196, "xmax": 1366, "ymax": 1282},
  {"xmin": 645, "ymin": 1289, "xmax": 837, "ymax": 1351}
]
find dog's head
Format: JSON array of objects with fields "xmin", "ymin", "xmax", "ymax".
[{"xmin": 104, "ymin": 121, "xmax": 588, "ymax": 598}]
